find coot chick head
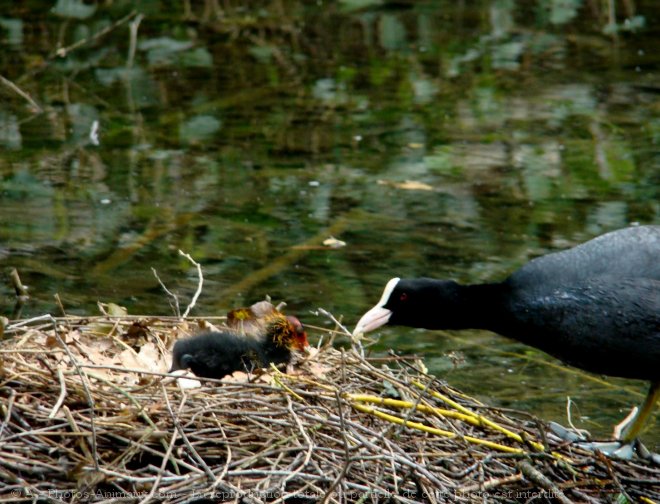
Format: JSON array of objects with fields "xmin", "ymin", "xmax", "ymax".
[
  {"xmin": 268, "ymin": 315, "xmax": 309, "ymax": 352},
  {"xmin": 354, "ymin": 277, "xmax": 465, "ymax": 334},
  {"xmin": 171, "ymin": 348, "xmax": 194, "ymax": 372}
]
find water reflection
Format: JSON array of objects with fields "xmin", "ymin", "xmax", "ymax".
[{"xmin": 1, "ymin": 0, "xmax": 658, "ymax": 446}]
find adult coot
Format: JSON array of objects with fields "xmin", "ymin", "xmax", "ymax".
[
  {"xmin": 171, "ymin": 312, "xmax": 309, "ymax": 379},
  {"xmin": 353, "ymin": 225, "xmax": 660, "ymax": 455}
]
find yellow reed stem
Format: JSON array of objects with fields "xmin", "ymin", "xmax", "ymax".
[
  {"xmin": 348, "ymin": 394, "xmax": 481, "ymax": 425},
  {"xmin": 351, "ymin": 403, "xmax": 524, "ymax": 454},
  {"xmin": 411, "ymin": 380, "xmax": 545, "ymax": 452},
  {"xmin": 270, "ymin": 364, "xmax": 305, "ymax": 401}
]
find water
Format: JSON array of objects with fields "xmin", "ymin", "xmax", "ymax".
[{"xmin": 1, "ymin": 0, "xmax": 658, "ymax": 447}]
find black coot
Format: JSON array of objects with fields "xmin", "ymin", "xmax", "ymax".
[{"xmin": 354, "ymin": 225, "xmax": 659, "ymax": 448}]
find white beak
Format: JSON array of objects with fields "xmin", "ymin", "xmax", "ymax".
[
  {"xmin": 353, "ymin": 305, "xmax": 392, "ymax": 336},
  {"xmin": 352, "ymin": 278, "xmax": 401, "ymax": 336}
]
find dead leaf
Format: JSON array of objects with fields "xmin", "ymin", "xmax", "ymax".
[
  {"xmin": 196, "ymin": 319, "xmax": 222, "ymax": 332},
  {"xmin": 306, "ymin": 347, "xmax": 320, "ymax": 358},
  {"xmin": 86, "ymin": 321, "xmax": 116, "ymax": 337},
  {"xmin": 98, "ymin": 302, "xmax": 128, "ymax": 317},
  {"xmin": 377, "ymin": 179, "xmax": 434, "ymax": 191},
  {"xmin": 124, "ymin": 321, "xmax": 150, "ymax": 346},
  {"xmin": 323, "ymin": 236, "xmax": 346, "ymax": 249},
  {"xmin": 171, "ymin": 370, "xmax": 202, "ymax": 389},
  {"xmin": 306, "ymin": 361, "xmax": 332, "ymax": 378},
  {"xmin": 136, "ymin": 342, "xmax": 163, "ymax": 373},
  {"xmin": 222, "ymin": 371, "xmax": 251, "ymax": 383},
  {"xmin": 117, "ymin": 348, "xmax": 142, "ymax": 372}
]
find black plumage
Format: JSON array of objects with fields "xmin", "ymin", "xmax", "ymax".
[
  {"xmin": 170, "ymin": 312, "xmax": 308, "ymax": 379},
  {"xmin": 169, "ymin": 330, "xmax": 294, "ymax": 379},
  {"xmin": 354, "ymin": 225, "xmax": 660, "ymax": 446}
]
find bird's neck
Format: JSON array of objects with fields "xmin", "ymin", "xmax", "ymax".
[{"xmin": 444, "ymin": 282, "xmax": 509, "ymax": 331}]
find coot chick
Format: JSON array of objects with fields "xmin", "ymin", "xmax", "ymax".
[
  {"xmin": 171, "ymin": 315, "xmax": 309, "ymax": 379},
  {"xmin": 354, "ymin": 225, "xmax": 660, "ymax": 455},
  {"xmin": 226, "ymin": 300, "xmax": 283, "ymax": 340}
]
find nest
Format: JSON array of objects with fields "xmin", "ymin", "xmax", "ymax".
[{"xmin": 0, "ymin": 315, "xmax": 658, "ymax": 503}]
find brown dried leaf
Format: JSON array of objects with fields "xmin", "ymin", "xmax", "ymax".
[
  {"xmin": 222, "ymin": 371, "xmax": 251, "ymax": 383},
  {"xmin": 377, "ymin": 179, "xmax": 434, "ymax": 191}
]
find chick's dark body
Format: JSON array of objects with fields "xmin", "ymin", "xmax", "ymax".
[{"xmin": 170, "ymin": 330, "xmax": 293, "ymax": 379}]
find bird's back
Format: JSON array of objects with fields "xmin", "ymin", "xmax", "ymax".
[
  {"xmin": 509, "ymin": 225, "xmax": 660, "ymax": 289},
  {"xmin": 499, "ymin": 226, "xmax": 660, "ymax": 380},
  {"xmin": 503, "ymin": 278, "xmax": 660, "ymax": 380}
]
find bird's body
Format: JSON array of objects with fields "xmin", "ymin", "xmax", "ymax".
[
  {"xmin": 415, "ymin": 278, "xmax": 660, "ymax": 382},
  {"xmin": 170, "ymin": 330, "xmax": 296, "ymax": 379},
  {"xmin": 354, "ymin": 225, "xmax": 660, "ymax": 452},
  {"xmin": 499, "ymin": 277, "xmax": 659, "ymax": 380},
  {"xmin": 511, "ymin": 225, "xmax": 659, "ymax": 287},
  {"xmin": 170, "ymin": 306, "xmax": 309, "ymax": 379}
]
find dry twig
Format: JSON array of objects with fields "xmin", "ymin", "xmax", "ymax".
[{"xmin": 0, "ymin": 314, "xmax": 658, "ymax": 503}]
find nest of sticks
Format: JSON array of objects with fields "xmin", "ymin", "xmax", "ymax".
[{"xmin": 0, "ymin": 314, "xmax": 658, "ymax": 504}]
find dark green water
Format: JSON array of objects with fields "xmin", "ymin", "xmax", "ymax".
[{"xmin": 1, "ymin": 0, "xmax": 659, "ymax": 447}]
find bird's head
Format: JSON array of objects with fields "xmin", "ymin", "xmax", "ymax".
[
  {"xmin": 170, "ymin": 341, "xmax": 196, "ymax": 373},
  {"xmin": 226, "ymin": 300, "xmax": 277, "ymax": 339},
  {"xmin": 353, "ymin": 277, "xmax": 461, "ymax": 335},
  {"xmin": 268, "ymin": 315, "xmax": 310, "ymax": 352}
]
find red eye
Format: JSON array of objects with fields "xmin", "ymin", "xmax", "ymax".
[{"xmin": 400, "ymin": 293, "xmax": 408, "ymax": 302}]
